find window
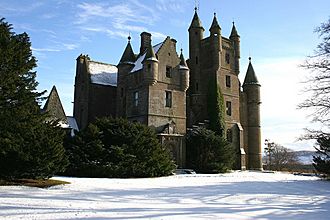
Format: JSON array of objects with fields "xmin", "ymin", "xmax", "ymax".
[
  {"xmin": 147, "ymin": 64, "xmax": 151, "ymax": 70},
  {"xmin": 196, "ymin": 56, "xmax": 198, "ymax": 64},
  {"xmin": 166, "ymin": 66, "xmax": 172, "ymax": 78},
  {"xmin": 225, "ymin": 52, "xmax": 230, "ymax": 64},
  {"xmin": 165, "ymin": 91, "xmax": 172, "ymax": 107},
  {"xmin": 120, "ymin": 88, "xmax": 124, "ymax": 97},
  {"xmin": 133, "ymin": 91, "xmax": 139, "ymax": 107},
  {"xmin": 226, "ymin": 101, "xmax": 232, "ymax": 116},
  {"xmin": 226, "ymin": 75, "xmax": 231, "ymax": 88},
  {"xmin": 227, "ymin": 129, "xmax": 233, "ymax": 143},
  {"xmin": 196, "ymin": 82, "xmax": 199, "ymax": 91}
]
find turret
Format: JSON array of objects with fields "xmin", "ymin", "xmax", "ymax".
[
  {"xmin": 179, "ymin": 49, "xmax": 189, "ymax": 91},
  {"xmin": 142, "ymin": 37, "xmax": 158, "ymax": 85},
  {"xmin": 188, "ymin": 7, "xmax": 204, "ymax": 93},
  {"xmin": 209, "ymin": 13, "xmax": 222, "ymax": 70},
  {"xmin": 230, "ymin": 22, "xmax": 240, "ymax": 74},
  {"xmin": 117, "ymin": 36, "xmax": 135, "ymax": 117},
  {"xmin": 242, "ymin": 57, "xmax": 262, "ymax": 170}
]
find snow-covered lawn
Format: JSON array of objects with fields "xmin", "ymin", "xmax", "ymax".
[{"xmin": 0, "ymin": 171, "xmax": 329, "ymax": 219}]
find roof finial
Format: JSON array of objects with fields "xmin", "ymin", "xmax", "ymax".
[
  {"xmin": 194, "ymin": 0, "xmax": 199, "ymax": 12},
  {"xmin": 180, "ymin": 48, "xmax": 183, "ymax": 54},
  {"xmin": 249, "ymin": 56, "xmax": 252, "ymax": 62},
  {"xmin": 214, "ymin": 12, "xmax": 216, "ymax": 17},
  {"xmin": 128, "ymin": 32, "xmax": 131, "ymax": 42}
]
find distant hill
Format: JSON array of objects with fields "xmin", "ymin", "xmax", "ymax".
[{"xmin": 295, "ymin": 150, "xmax": 315, "ymax": 165}]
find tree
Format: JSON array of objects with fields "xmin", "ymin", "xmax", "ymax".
[
  {"xmin": 64, "ymin": 117, "xmax": 176, "ymax": 178},
  {"xmin": 0, "ymin": 18, "xmax": 68, "ymax": 179},
  {"xmin": 313, "ymin": 135, "xmax": 330, "ymax": 175},
  {"xmin": 186, "ymin": 127, "xmax": 234, "ymax": 173},
  {"xmin": 299, "ymin": 18, "xmax": 330, "ymax": 133},
  {"xmin": 207, "ymin": 78, "xmax": 226, "ymax": 137},
  {"xmin": 263, "ymin": 142, "xmax": 299, "ymax": 171},
  {"xmin": 299, "ymin": 17, "xmax": 330, "ymax": 175}
]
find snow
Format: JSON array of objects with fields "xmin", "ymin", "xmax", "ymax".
[
  {"xmin": 130, "ymin": 42, "xmax": 163, "ymax": 73},
  {"xmin": 88, "ymin": 61, "xmax": 118, "ymax": 86},
  {"xmin": 0, "ymin": 171, "xmax": 329, "ymax": 219}
]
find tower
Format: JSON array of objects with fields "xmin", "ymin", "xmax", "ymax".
[
  {"xmin": 230, "ymin": 22, "xmax": 240, "ymax": 74},
  {"xmin": 188, "ymin": 7, "xmax": 204, "ymax": 94},
  {"xmin": 242, "ymin": 57, "xmax": 262, "ymax": 170},
  {"xmin": 117, "ymin": 35, "xmax": 136, "ymax": 117}
]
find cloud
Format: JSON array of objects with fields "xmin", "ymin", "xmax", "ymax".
[
  {"xmin": 155, "ymin": 0, "xmax": 188, "ymax": 12},
  {"xmin": 252, "ymin": 57, "xmax": 317, "ymax": 150},
  {"xmin": 32, "ymin": 47, "xmax": 61, "ymax": 52},
  {"xmin": 75, "ymin": 0, "xmax": 166, "ymax": 41},
  {"xmin": 0, "ymin": 1, "xmax": 44, "ymax": 14}
]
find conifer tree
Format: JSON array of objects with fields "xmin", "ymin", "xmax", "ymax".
[
  {"xmin": 0, "ymin": 18, "xmax": 68, "ymax": 179},
  {"xmin": 64, "ymin": 117, "xmax": 176, "ymax": 178}
]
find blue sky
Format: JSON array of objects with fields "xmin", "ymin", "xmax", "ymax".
[{"xmin": 1, "ymin": 0, "xmax": 330, "ymax": 151}]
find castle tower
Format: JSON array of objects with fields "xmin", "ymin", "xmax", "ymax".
[
  {"xmin": 242, "ymin": 57, "xmax": 262, "ymax": 170},
  {"xmin": 230, "ymin": 22, "xmax": 240, "ymax": 74},
  {"xmin": 179, "ymin": 49, "xmax": 189, "ymax": 91},
  {"xmin": 142, "ymin": 40, "xmax": 159, "ymax": 85},
  {"xmin": 117, "ymin": 36, "xmax": 136, "ymax": 117},
  {"xmin": 188, "ymin": 7, "xmax": 204, "ymax": 94},
  {"xmin": 209, "ymin": 13, "xmax": 222, "ymax": 73}
]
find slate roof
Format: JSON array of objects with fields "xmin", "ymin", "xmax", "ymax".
[
  {"xmin": 88, "ymin": 61, "xmax": 118, "ymax": 86},
  {"xmin": 243, "ymin": 58, "xmax": 260, "ymax": 86},
  {"xmin": 130, "ymin": 42, "xmax": 163, "ymax": 73}
]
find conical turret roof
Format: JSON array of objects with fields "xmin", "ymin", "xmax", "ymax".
[
  {"xmin": 179, "ymin": 49, "xmax": 188, "ymax": 69},
  {"xmin": 230, "ymin": 22, "xmax": 239, "ymax": 38},
  {"xmin": 119, "ymin": 36, "xmax": 136, "ymax": 64},
  {"xmin": 143, "ymin": 41, "xmax": 158, "ymax": 62},
  {"xmin": 209, "ymin": 13, "xmax": 221, "ymax": 31},
  {"xmin": 189, "ymin": 8, "xmax": 204, "ymax": 30},
  {"xmin": 243, "ymin": 57, "xmax": 260, "ymax": 86},
  {"xmin": 43, "ymin": 85, "xmax": 67, "ymax": 123}
]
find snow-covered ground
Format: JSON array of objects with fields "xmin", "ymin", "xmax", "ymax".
[{"xmin": 0, "ymin": 171, "xmax": 329, "ymax": 219}]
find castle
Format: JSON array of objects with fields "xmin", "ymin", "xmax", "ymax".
[{"xmin": 71, "ymin": 9, "xmax": 262, "ymax": 170}]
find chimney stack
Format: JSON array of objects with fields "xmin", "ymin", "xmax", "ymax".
[{"xmin": 140, "ymin": 32, "xmax": 152, "ymax": 54}]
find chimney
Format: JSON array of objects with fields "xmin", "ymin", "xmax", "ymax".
[{"xmin": 140, "ymin": 32, "xmax": 152, "ymax": 54}]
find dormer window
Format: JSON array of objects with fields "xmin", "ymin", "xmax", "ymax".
[{"xmin": 166, "ymin": 66, "xmax": 172, "ymax": 78}]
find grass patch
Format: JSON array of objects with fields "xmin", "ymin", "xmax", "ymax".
[{"xmin": 0, "ymin": 178, "xmax": 70, "ymax": 188}]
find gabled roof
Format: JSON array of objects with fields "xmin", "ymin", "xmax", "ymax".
[
  {"xmin": 88, "ymin": 61, "xmax": 118, "ymax": 86},
  {"xmin": 243, "ymin": 57, "xmax": 260, "ymax": 86},
  {"xmin": 43, "ymin": 85, "xmax": 67, "ymax": 123},
  {"xmin": 130, "ymin": 41, "xmax": 163, "ymax": 73}
]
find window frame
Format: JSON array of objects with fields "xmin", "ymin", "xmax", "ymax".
[
  {"xmin": 226, "ymin": 101, "xmax": 232, "ymax": 116},
  {"xmin": 133, "ymin": 91, "xmax": 139, "ymax": 107},
  {"xmin": 165, "ymin": 91, "xmax": 172, "ymax": 108}
]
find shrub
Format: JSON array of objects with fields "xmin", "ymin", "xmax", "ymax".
[{"xmin": 64, "ymin": 117, "xmax": 176, "ymax": 178}]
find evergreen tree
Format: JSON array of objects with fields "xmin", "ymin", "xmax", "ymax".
[
  {"xmin": 64, "ymin": 117, "xmax": 176, "ymax": 178},
  {"xmin": 0, "ymin": 18, "xmax": 68, "ymax": 179},
  {"xmin": 186, "ymin": 127, "xmax": 234, "ymax": 173},
  {"xmin": 313, "ymin": 136, "xmax": 330, "ymax": 176},
  {"xmin": 207, "ymin": 78, "xmax": 226, "ymax": 137}
]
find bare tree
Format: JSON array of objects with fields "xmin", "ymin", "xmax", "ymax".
[
  {"xmin": 299, "ymin": 18, "xmax": 330, "ymax": 135},
  {"xmin": 264, "ymin": 141, "xmax": 299, "ymax": 171},
  {"xmin": 299, "ymin": 18, "xmax": 330, "ymax": 175}
]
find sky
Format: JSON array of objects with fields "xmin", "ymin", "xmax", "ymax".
[{"xmin": 1, "ymin": 0, "xmax": 330, "ymax": 151}]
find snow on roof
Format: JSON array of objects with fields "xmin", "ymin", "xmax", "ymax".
[
  {"xmin": 88, "ymin": 61, "xmax": 118, "ymax": 86},
  {"xmin": 130, "ymin": 42, "xmax": 163, "ymax": 73},
  {"xmin": 67, "ymin": 116, "xmax": 79, "ymax": 131}
]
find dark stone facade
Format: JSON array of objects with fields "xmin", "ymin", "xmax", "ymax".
[{"xmin": 71, "ymin": 10, "xmax": 262, "ymax": 170}]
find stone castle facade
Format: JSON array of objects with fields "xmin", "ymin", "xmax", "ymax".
[{"xmin": 72, "ymin": 10, "xmax": 262, "ymax": 170}]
